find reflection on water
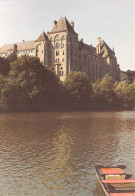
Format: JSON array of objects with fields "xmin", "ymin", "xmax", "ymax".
[{"xmin": 0, "ymin": 111, "xmax": 135, "ymax": 195}]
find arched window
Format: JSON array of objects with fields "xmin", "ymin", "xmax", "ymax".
[
  {"xmin": 62, "ymin": 35, "xmax": 65, "ymax": 41},
  {"xmin": 55, "ymin": 34, "xmax": 59, "ymax": 41},
  {"xmin": 61, "ymin": 36, "xmax": 65, "ymax": 48},
  {"xmin": 55, "ymin": 42, "xmax": 60, "ymax": 49},
  {"xmin": 56, "ymin": 50, "xmax": 59, "ymax": 56},
  {"xmin": 63, "ymin": 50, "xmax": 64, "ymax": 55}
]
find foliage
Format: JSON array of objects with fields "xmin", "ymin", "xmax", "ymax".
[
  {"xmin": 7, "ymin": 51, "xmax": 17, "ymax": 63},
  {"xmin": 63, "ymin": 72, "xmax": 92, "ymax": 103},
  {"xmin": 0, "ymin": 56, "xmax": 135, "ymax": 111},
  {"xmin": 0, "ymin": 57, "xmax": 10, "ymax": 76},
  {"xmin": 9, "ymin": 55, "xmax": 61, "ymax": 104},
  {"xmin": 92, "ymin": 74, "xmax": 116, "ymax": 107}
]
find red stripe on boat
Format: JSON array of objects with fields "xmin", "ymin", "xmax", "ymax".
[
  {"xmin": 110, "ymin": 193, "xmax": 135, "ymax": 196},
  {"xmin": 101, "ymin": 168, "xmax": 125, "ymax": 174},
  {"xmin": 103, "ymin": 179, "xmax": 135, "ymax": 184}
]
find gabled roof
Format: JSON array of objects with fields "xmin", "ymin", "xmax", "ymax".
[
  {"xmin": 0, "ymin": 41, "xmax": 35, "ymax": 53},
  {"xmin": 35, "ymin": 31, "xmax": 48, "ymax": 42},
  {"xmin": 0, "ymin": 44, "xmax": 16, "ymax": 53},
  {"xmin": 50, "ymin": 17, "xmax": 77, "ymax": 34},
  {"xmin": 100, "ymin": 40, "xmax": 115, "ymax": 58},
  {"xmin": 17, "ymin": 41, "xmax": 35, "ymax": 51}
]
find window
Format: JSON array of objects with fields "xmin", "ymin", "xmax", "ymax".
[
  {"xmin": 56, "ymin": 50, "xmax": 59, "ymax": 56},
  {"xmin": 59, "ymin": 70, "xmax": 64, "ymax": 77},
  {"xmin": 58, "ymin": 58, "xmax": 59, "ymax": 63},
  {"xmin": 63, "ymin": 51, "xmax": 64, "ymax": 55},
  {"xmin": 62, "ymin": 58, "xmax": 64, "ymax": 62},
  {"xmin": 55, "ymin": 42, "xmax": 60, "ymax": 49},
  {"xmin": 62, "ymin": 35, "xmax": 65, "ymax": 40},
  {"xmin": 55, "ymin": 34, "xmax": 59, "ymax": 41},
  {"xmin": 55, "ymin": 59, "xmax": 57, "ymax": 63},
  {"xmin": 61, "ymin": 67, "xmax": 63, "ymax": 70}
]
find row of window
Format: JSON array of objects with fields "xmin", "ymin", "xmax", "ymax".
[
  {"xmin": 51, "ymin": 35, "xmax": 65, "ymax": 42},
  {"xmin": 56, "ymin": 50, "xmax": 64, "ymax": 56},
  {"xmin": 18, "ymin": 50, "xmax": 34, "ymax": 55},
  {"xmin": 55, "ymin": 42, "xmax": 64, "ymax": 49},
  {"xmin": 55, "ymin": 58, "xmax": 64, "ymax": 63}
]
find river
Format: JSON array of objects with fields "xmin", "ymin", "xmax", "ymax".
[{"xmin": 0, "ymin": 111, "xmax": 135, "ymax": 196}]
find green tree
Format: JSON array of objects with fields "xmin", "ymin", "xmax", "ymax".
[
  {"xmin": 63, "ymin": 72, "xmax": 92, "ymax": 103},
  {"xmin": 0, "ymin": 77, "xmax": 30, "ymax": 111},
  {"xmin": 114, "ymin": 81, "xmax": 128, "ymax": 108},
  {"xmin": 7, "ymin": 51, "xmax": 17, "ymax": 63},
  {"xmin": 126, "ymin": 80, "xmax": 135, "ymax": 108},
  {"xmin": 0, "ymin": 57, "xmax": 10, "ymax": 76},
  {"xmin": 92, "ymin": 74, "xmax": 116, "ymax": 107},
  {"xmin": 8, "ymin": 55, "xmax": 61, "ymax": 109}
]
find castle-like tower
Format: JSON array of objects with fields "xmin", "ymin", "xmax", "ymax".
[{"xmin": 0, "ymin": 17, "xmax": 120, "ymax": 82}]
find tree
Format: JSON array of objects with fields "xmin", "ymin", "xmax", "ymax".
[
  {"xmin": 114, "ymin": 81, "xmax": 128, "ymax": 108},
  {"xmin": 126, "ymin": 80, "xmax": 135, "ymax": 108},
  {"xmin": 114, "ymin": 80, "xmax": 135, "ymax": 109},
  {"xmin": 0, "ymin": 57, "xmax": 10, "ymax": 76},
  {"xmin": 63, "ymin": 72, "xmax": 92, "ymax": 103},
  {"xmin": 8, "ymin": 55, "xmax": 61, "ymax": 107},
  {"xmin": 7, "ymin": 51, "xmax": 17, "ymax": 63},
  {"xmin": 92, "ymin": 74, "xmax": 116, "ymax": 107}
]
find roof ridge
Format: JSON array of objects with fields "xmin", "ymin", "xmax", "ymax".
[
  {"xmin": 35, "ymin": 31, "xmax": 48, "ymax": 42},
  {"xmin": 50, "ymin": 17, "xmax": 77, "ymax": 34}
]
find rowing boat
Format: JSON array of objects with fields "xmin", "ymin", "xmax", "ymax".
[{"xmin": 95, "ymin": 165, "xmax": 135, "ymax": 196}]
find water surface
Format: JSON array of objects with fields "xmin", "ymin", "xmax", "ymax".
[{"xmin": 0, "ymin": 111, "xmax": 135, "ymax": 196}]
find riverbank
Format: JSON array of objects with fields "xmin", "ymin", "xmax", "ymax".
[{"xmin": 0, "ymin": 103, "xmax": 133, "ymax": 112}]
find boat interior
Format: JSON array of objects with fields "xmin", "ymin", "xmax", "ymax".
[{"xmin": 95, "ymin": 165, "xmax": 135, "ymax": 194}]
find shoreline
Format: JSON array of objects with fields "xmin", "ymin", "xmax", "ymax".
[{"xmin": 0, "ymin": 103, "xmax": 134, "ymax": 113}]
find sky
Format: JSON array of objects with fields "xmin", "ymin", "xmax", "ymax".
[{"xmin": 0, "ymin": 0, "xmax": 135, "ymax": 71}]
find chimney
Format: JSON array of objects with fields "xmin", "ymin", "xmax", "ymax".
[
  {"xmin": 53, "ymin": 20, "xmax": 57, "ymax": 28},
  {"xmin": 80, "ymin": 38, "xmax": 83, "ymax": 43},
  {"xmin": 22, "ymin": 40, "xmax": 25, "ymax": 42},
  {"xmin": 70, "ymin": 21, "xmax": 74, "ymax": 29},
  {"xmin": 98, "ymin": 37, "xmax": 101, "ymax": 45},
  {"xmin": 96, "ymin": 37, "xmax": 101, "ymax": 55}
]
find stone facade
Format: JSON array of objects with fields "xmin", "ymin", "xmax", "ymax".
[{"xmin": 0, "ymin": 17, "xmax": 120, "ymax": 82}]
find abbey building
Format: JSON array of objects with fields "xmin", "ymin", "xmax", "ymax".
[{"xmin": 0, "ymin": 17, "xmax": 120, "ymax": 82}]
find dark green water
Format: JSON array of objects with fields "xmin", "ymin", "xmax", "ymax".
[{"xmin": 0, "ymin": 111, "xmax": 135, "ymax": 196}]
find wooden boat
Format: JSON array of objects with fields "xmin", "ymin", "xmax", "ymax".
[{"xmin": 95, "ymin": 165, "xmax": 135, "ymax": 196}]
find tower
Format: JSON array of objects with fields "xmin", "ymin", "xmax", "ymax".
[
  {"xmin": 35, "ymin": 31, "xmax": 49, "ymax": 66},
  {"xmin": 48, "ymin": 17, "xmax": 79, "ymax": 81}
]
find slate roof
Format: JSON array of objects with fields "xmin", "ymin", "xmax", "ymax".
[
  {"xmin": 35, "ymin": 31, "xmax": 48, "ymax": 42},
  {"xmin": 0, "ymin": 41, "xmax": 35, "ymax": 53},
  {"xmin": 50, "ymin": 17, "xmax": 77, "ymax": 34},
  {"xmin": 0, "ymin": 44, "xmax": 16, "ymax": 53},
  {"xmin": 17, "ymin": 41, "xmax": 35, "ymax": 51},
  {"xmin": 79, "ymin": 41, "xmax": 97, "ymax": 55},
  {"xmin": 100, "ymin": 40, "xmax": 115, "ymax": 58}
]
